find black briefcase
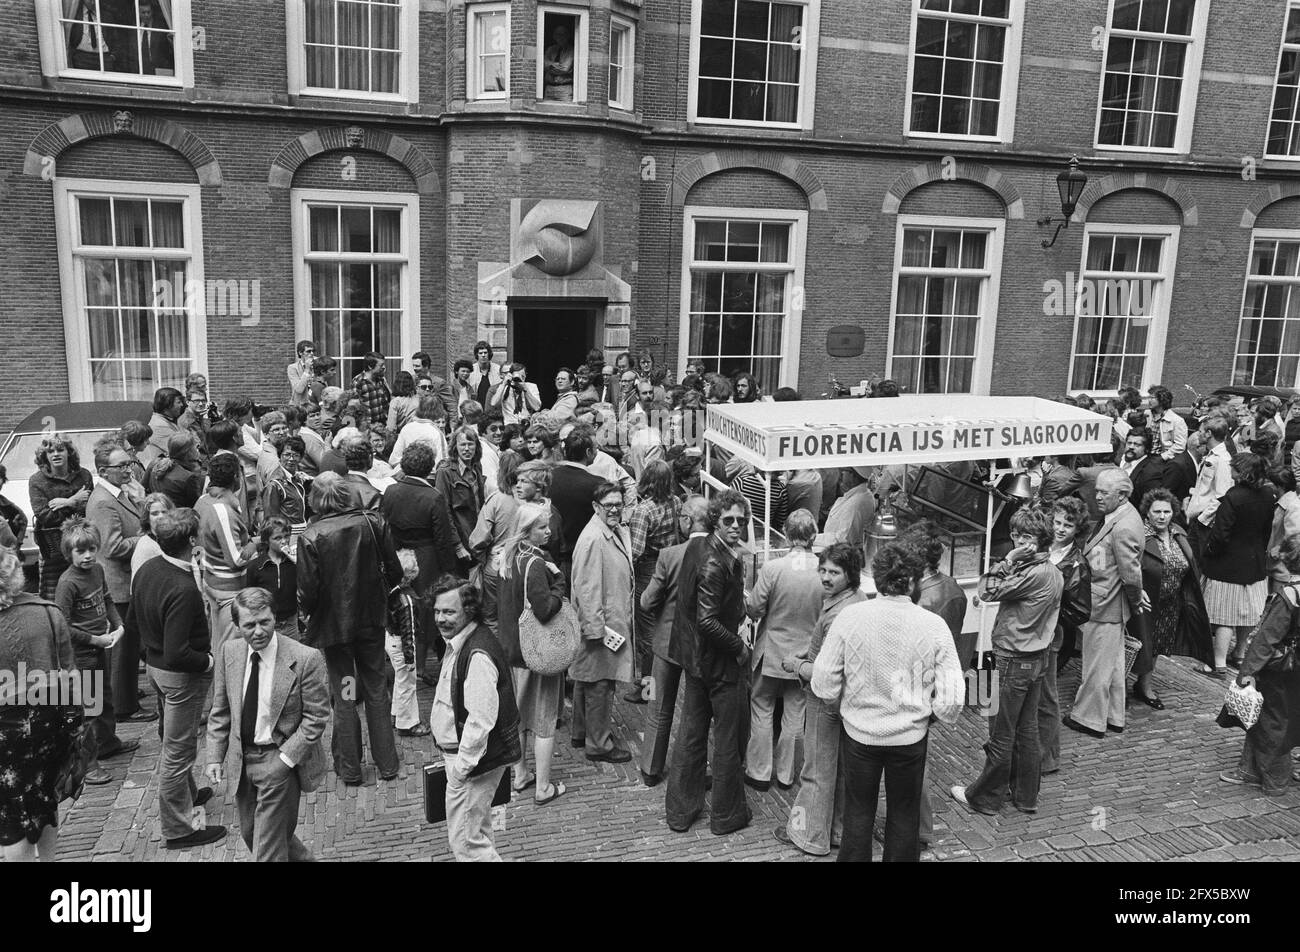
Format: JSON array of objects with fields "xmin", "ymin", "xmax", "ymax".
[{"xmin": 423, "ymin": 762, "xmax": 512, "ymax": 823}]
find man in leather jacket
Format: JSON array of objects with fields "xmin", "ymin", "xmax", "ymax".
[
  {"xmin": 665, "ymin": 489, "xmax": 753, "ymax": 835},
  {"xmin": 297, "ymin": 472, "xmax": 402, "ymax": 785}
]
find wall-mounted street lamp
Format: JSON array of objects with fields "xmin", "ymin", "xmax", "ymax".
[{"xmin": 1037, "ymin": 155, "xmax": 1088, "ymax": 249}]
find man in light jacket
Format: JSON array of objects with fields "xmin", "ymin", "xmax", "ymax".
[
  {"xmin": 1065, "ymin": 468, "xmax": 1149, "ymax": 738},
  {"xmin": 569, "ymin": 480, "xmax": 635, "ymax": 764},
  {"xmin": 86, "ymin": 443, "xmax": 153, "ymax": 720},
  {"xmin": 205, "ymin": 586, "xmax": 329, "ymax": 862}
]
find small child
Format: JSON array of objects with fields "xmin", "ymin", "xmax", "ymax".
[
  {"xmin": 245, "ymin": 518, "xmax": 300, "ymax": 640},
  {"xmin": 54, "ymin": 519, "xmax": 125, "ymax": 786},
  {"xmin": 386, "ymin": 549, "xmax": 427, "ymax": 737}
]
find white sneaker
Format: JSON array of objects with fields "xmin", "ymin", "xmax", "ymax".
[{"xmin": 950, "ymin": 785, "xmax": 969, "ymax": 805}]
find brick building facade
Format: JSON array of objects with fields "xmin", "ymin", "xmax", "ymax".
[{"xmin": 3, "ymin": 0, "xmax": 1300, "ymax": 428}]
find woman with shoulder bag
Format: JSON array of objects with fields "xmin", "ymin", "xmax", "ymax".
[
  {"xmin": 1219, "ymin": 536, "xmax": 1300, "ymax": 796},
  {"xmin": 496, "ymin": 502, "xmax": 572, "ymax": 805}
]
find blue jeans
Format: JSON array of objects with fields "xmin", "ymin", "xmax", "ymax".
[{"xmin": 966, "ymin": 649, "xmax": 1047, "ymax": 814}]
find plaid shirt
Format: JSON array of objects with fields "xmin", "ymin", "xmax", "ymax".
[
  {"xmin": 351, "ymin": 372, "xmax": 392, "ymax": 424},
  {"xmin": 628, "ymin": 495, "xmax": 682, "ymax": 562}
]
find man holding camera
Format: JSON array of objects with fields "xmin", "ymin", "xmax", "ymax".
[{"xmin": 489, "ymin": 362, "xmax": 541, "ymax": 426}]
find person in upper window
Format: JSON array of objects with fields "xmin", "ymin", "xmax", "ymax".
[{"xmin": 542, "ymin": 22, "xmax": 575, "ymax": 101}]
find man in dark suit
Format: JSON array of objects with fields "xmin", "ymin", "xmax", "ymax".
[
  {"xmin": 206, "ymin": 587, "xmax": 330, "ymax": 862},
  {"xmin": 549, "ymin": 428, "xmax": 605, "ymax": 563},
  {"xmin": 1121, "ymin": 428, "xmax": 1165, "ymax": 509},
  {"xmin": 86, "ymin": 443, "xmax": 156, "ymax": 721},
  {"xmin": 637, "ymin": 496, "xmax": 708, "ymax": 786}
]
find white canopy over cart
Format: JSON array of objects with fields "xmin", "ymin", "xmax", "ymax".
[{"xmin": 701, "ymin": 395, "xmax": 1113, "ymax": 647}]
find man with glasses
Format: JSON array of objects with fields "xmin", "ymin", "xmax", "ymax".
[
  {"xmin": 666, "ymin": 489, "xmax": 753, "ymax": 836},
  {"xmin": 288, "ymin": 340, "xmax": 316, "ymax": 407},
  {"xmin": 569, "ymin": 481, "xmax": 636, "ymax": 764},
  {"xmin": 87, "ymin": 443, "xmax": 156, "ymax": 721},
  {"xmin": 415, "ymin": 372, "xmax": 459, "ymax": 434}
]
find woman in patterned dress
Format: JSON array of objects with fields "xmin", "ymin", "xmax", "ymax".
[
  {"xmin": 1138, "ymin": 489, "xmax": 1214, "ymax": 693},
  {"xmin": 0, "ymin": 546, "xmax": 82, "ymax": 862}
]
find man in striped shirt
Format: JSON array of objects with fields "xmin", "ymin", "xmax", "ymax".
[{"xmin": 195, "ymin": 454, "xmax": 259, "ymax": 658}]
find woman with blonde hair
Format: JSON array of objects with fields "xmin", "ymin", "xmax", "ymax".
[
  {"xmin": 29, "ymin": 433, "xmax": 94, "ymax": 600},
  {"xmin": 496, "ymin": 501, "xmax": 569, "ymax": 804},
  {"xmin": 0, "ymin": 547, "xmax": 81, "ymax": 861}
]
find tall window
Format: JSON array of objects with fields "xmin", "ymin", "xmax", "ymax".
[
  {"xmin": 1095, "ymin": 0, "xmax": 1204, "ymax": 151},
  {"xmin": 468, "ymin": 3, "xmax": 510, "ymax": 100},
  {"xmin": 1234, "ymin": 235, "xmax": 1300, "ymax": 387},
  {"xmin": 609, "ymin": 17, "xmax": 635, "ymax": 109},
  {"xmin": 889, "ymin": 219, "xmax": 1003, "ymax": 394},
  {"xmin": 38, "ymin": 0, "xmax": 191, "ymax": 86},
  {"xmin": 692, "ymin": 0, "xmax": 816, "ymax": 127},
  {"xmin": 54, "ymin": 182, "xmax": 204, "ymax": 402},
  {"xmin": 294, "ymin": 191, "xmax": 417, "ymax": 385},
  {"xmin": 1069, "ymin": 227, "xmax": 1178, "ymax": 393},
  {"xmin": 681, "ymin": 209, "xmax": 807, "ymax": 395},
  {"xmin": 299, "ymin": 0, "xmax": 405, "ymax": 96},
  {"xmin": 1267, "ymin": 4, "xmax": 1300, "ymax": 158},
  {"xmin": 908, "ymin": 0, "xmax": 1020, "ymax": 140}
]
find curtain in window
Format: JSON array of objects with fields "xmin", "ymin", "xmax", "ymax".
[
  {"xmin": 151, "ymin": 201, "xmax": 184, "ymax": 248},
  {"xmin": 765, "ymin": 4, "xmax": 801, "ymax": 122},
  {"xmin": 337, "ymin": 0, "xmax": 368, "ymax": 90}
]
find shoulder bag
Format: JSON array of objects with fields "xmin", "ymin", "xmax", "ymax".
[{"xmin": 517, "ymin": 555, "xmax": 582, "ymax": 675}]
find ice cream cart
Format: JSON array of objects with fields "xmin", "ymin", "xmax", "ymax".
[{"xmin": 700, "ymin": 395, "xmax": 1113, "ymax": 654}]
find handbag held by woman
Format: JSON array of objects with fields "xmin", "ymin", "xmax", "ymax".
[{"xmin": 517, "ymin": 556, "xmax": 581, "ymax": 675}]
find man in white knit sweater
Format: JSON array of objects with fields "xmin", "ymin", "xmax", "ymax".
[{"xmin": 812, "ymin": 543, "xmax": 964, "ymax": 862}]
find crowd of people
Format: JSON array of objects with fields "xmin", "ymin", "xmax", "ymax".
[{"xmin": 2, "ymin": 347, "xmax": 1299, "ymax": 863}]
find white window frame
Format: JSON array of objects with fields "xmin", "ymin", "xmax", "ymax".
[
  {"xmin": 34, "ymin": 0, "xmax": 195, "ymax": 89},
  {"xmin": 467, "ymin": 2, "xmax": 511, "ymax": 101},
  {"xmin": 678, "ymin": 205, "xmax": 808, "ymax": 390},
  {"xmin": 289, "ymin": 188, "xmax": 419, "ymax": 383},
  {"xmin": 886, "ymin": 214, "xmax": 1005, "ymax": 396},
  {"xmin": 687, "ymin": 0, "xmax": 821, "ymax": 131},
  {"xmin": 536, "ymin": 4, "xmax": 588, "ymax": 103},
  {"xmin": 1232, "ymin": 228, "xmax": 1300, "ymax": 387},
  {"xmin": 608, "ymin": 14, "xmax": 636, "ymax": 110},
  {"xmin": 52, "ymin": 177, "xmax": 208, "ymax": 402},
  {"xmin": 285, "ymin": 0, "xmax": 419, "ymax": 103},
  {"xmin": 1265, "ymin": 2, "xmax": 1300, "ymax": 161},
  {"xmin": 1067, "ymin": 221, "xmax": 1181, "ymax": 396},
  {"xmin": 903, "ymin": 0, "xmax": 1025, "ymax": 143},
  {"xmin": 1092, "ymin": 0, "xmax": 1210, "ymax": 155}
]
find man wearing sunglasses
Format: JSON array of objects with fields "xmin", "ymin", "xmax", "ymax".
[
  {"xmin": 414, "ymin": 372, "xmax": 458, "ymax": 434},
  {"xmin": 666, "ymin": 489, "xmax": 752, "ymax": 836}
]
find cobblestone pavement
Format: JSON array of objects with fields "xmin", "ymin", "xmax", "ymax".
[{"xmin": 48, "ymin": 652, "xmax": 1300, "ymax": 862}]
